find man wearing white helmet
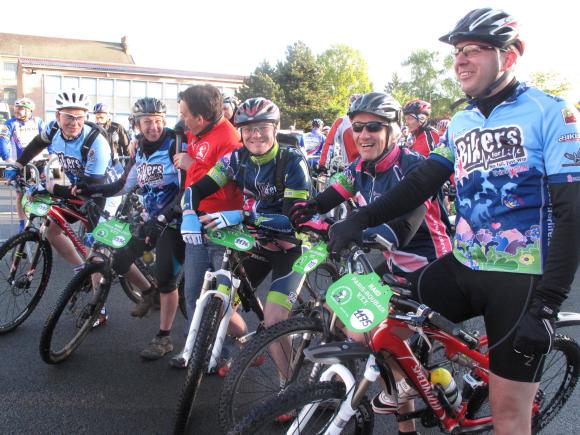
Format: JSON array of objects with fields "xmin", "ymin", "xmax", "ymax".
[
  {"xmin": 4, "ymin": 89, "xmax": 138, "ymax": 327},
  {"xmin": 0, "ymin": 97, "xmax": 47, "ymax": 231}
]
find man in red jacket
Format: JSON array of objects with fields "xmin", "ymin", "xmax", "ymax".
[{"xmin": 170, "ymin": 84, "xmax": 243, "ymax": 368}]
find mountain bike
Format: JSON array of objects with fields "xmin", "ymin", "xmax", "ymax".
[
  {"xmin": 172, "ymin": 224, "xmax": 328, "ymax": 434},
  {"xmin": 0, "ymin": 164, "xmax": 143, "ymax": 334},
  {"xmin": 38, "ymin": 189, "xmax": 167, "ymax": 364},
  {"xmin": 230, "ymin": 245, "xmax": 580, "ymax": 434}
]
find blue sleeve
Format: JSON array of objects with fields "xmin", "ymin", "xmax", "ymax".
[
  {"xmin": 0, "ymin": 122, "xmax": 13, "ymax": 160},
  {"xmin": 38, "ymin": 119, "xmax": 54, "ymax": 154},
  {"xmin": 84, "ymin": 135, "xmax": 111, "ymax": 177},
  {"xmin": 283, "ymin": 151, "xmax": 312, "ymax": 200}
]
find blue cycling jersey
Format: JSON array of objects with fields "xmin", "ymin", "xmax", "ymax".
[
  {"xmin": 332, "ymin": 145, "xmax": 452, "ymax": 273},
  {"xmin": 300, "ymin": 130, "xmax": 325, "ymax": 157},
  {"xmin": 0, "ymin": 117, "xmax": 47, "ymax": 160},
  {"xmin": 430, "ymin": 83, "xmax": 580, "ymax": 275},
  {"xmin": 121, "ymin": 129, "xmax": 180, "ymax": 220},
  {"xmin": 208, "ymin": 142, "xmax": 311, "ymax": 215},
  {"xmin": 40, "ymin": 120, "xmax": 112, "ymax": 184}
]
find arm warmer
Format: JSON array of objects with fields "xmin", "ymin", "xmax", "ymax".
[
  {"xmin": 355, "ymin": 159, "xmax": 452, "ymax": 228},
  {"xmin": 315, "ymin": 186, "xmax": 348, "ymax": 214},
  {"xmin": 16, "ymin": 134, "xmax": 49, "ymax": 166},
  {"xmin": 385, "ymin": 205, "xmax": 428, "ymax": 248},
  {"xmin": 536, "ymin": 182, "xmax": 580, "ymax": 306},
  {"xmin": 53, "ymin": 174, "xmax": 108, "ymax": 199}
]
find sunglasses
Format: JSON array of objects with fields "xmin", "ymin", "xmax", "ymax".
[
  {"xmin": 351, "ymin": 121, "xmax": 388, "ymax": 133},
  {"xmin": 453, "ymin": 44, "xmax": 501, "ymax": 58},
  {"xmin": 59, "ymin": 112, "xmax": 87, "ymax": 123}
]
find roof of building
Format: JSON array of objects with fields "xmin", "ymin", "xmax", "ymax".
[
  {"xmin": 0, "ymin": 33, "xmax": 135, "ymax": 64},
  {"xmin": 19, "ymin": 57, "xmax": 246, "ymax": 83}
]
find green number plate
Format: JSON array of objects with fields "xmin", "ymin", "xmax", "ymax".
[
  {"xmin": 93, "ymin": 218, "xmax": 132, "ymax": 248},
  {"xmin": 292, "ymin": 242, "xmax": 328, "ymax": 274},
  {"xmin": 326, "ymin": 273, "xmax": 393, "ymax": 332},
  {"xmin": 22, "ymin": 193, "xmax": 53, "ymax": 217},
  {"xmin": 207, "ymin": 226, "xmax": 255, "ymax": 251}
]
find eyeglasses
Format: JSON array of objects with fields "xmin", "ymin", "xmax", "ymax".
[
  {"xmin": 240, "ymin": 124, "xmax": 274, "ymax": 135},
  {"xmin": 453, "ymin": 44, "xmax": 501, "ymax": 58},
  {"xmin": 351, "ymin": 121, "xmax": 388, "ymax": 133},
  {"xmin": 59, "ymin": 112, "xmax": 87, "ymax": 123}
]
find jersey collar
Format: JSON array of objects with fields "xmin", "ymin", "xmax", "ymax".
[{"xmin": 249, "ymin": 142, "xmax": 279, "ymax": 165}]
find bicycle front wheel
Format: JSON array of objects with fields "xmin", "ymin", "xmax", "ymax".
[
  {"xmin": 229, "ymin": 381, "xmax": 374, "ymax": 435},
  {"xmin": 0, "ymin": 231, "xmax": 52, "ymax": 334},
  {"xmin": 219, "ymin": 315, "xmax": 348, "ymax": 431},
  {"xmin": 173, "ymin": 295, "xmax": 223, "ymax": 434},
  {"xmin": 39, "ymin": 261, "xmax": 110, "ymax": 364}
]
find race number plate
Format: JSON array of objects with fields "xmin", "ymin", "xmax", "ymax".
[
  {"xmin": 93, "ymin": 218, "xmax": 132, "ymax": 248},
  {"xmin": 326, "ymin": 272, "xmax": 393, "ymax": 332}
]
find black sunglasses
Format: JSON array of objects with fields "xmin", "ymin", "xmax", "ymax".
[{"xmin": 351, "ymin": 121, "xmax": 389, "ymax": 133}]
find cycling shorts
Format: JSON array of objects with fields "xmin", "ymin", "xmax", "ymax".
[
  {"xmin": 406, "ymin": 253, "xmax": 544, "ymax": 382},
  {"xmin": 241, "ymin": 246, "xmax": 305, "ymax": 311}
]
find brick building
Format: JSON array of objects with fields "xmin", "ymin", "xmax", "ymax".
[{"xmin": 0, "ymin": 33, "xmax": 245, "ymax": 127}]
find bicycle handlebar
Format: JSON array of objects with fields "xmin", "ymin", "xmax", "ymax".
[{"xmin": 0, "ymin": 162, "xmax": 42, "ymax": 189}]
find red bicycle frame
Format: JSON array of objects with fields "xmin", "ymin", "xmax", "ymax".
[
  {"xmin": 370, "ymin": 318, "xmax": 491, "ymax": 433},
  {"xmin": 44, "ymin": 197, "xmax": 90, "ymax": 258}
]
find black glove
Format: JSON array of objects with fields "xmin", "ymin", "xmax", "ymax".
[
  {"xmin": 74, "ymin": 182, "xmax": 100, "ymax": 196},
  {"xmin": 513, "ymin": 297, "xmax": 558, "ymax": 356},
  {"xmin": 144, "ymin": 219, "xmax": 166, "ymax": 246},
  {"xmin": 327, "ymin": 209, "xmax": 368, "ymax": 256},
  {"xmin": 289, "ymin": 199, "xmax": 319, "ymax": 226}
]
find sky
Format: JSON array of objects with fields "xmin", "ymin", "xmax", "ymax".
[{"xmin": 3, "ymin": 0, "xmax": 579, "ymax": 102}]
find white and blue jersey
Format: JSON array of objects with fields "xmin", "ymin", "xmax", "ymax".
[
  {"xmin": 300, "ymin": 130, "xmax": 325, "ymax": 157},
  {"xmin": 0, "ymin": 117, "xmax": 47, "ymax": 160},
  {"xmin": 120, "ymin": 130, "xmax": 180, "ymax": 221},
  {"xmin": 430, "ymin": 83, "xmax": 580, "ymax": 275},
  {"xmin": 40, "ymin": 120, "xmax": 112, "ymax": 184}
]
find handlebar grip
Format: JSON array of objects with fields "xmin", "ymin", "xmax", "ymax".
[{"xmin": 428, "ymin": 311, "xmax": 461, "ymax": 337}]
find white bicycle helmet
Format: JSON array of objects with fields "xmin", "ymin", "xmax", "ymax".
[{"xmin": 55, "ymin": 88, "xmax": 91, "ymax": 111}]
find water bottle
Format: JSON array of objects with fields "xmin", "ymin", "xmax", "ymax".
[
  {"xmin": 431, "ymin": 367, "xmax": 462, "ymax": 410},
  {"xmin": 142, "ymin": 250, "xmax": 155, "ymax": 265}
]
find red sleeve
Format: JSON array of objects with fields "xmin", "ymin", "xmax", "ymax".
[
  {"xmin": 343, "ymin": 127, "xmax": 358, "ymax": 163},
  {"xmin": 320, "ymin": 118, "xmax": 341, "ymax": 166}
]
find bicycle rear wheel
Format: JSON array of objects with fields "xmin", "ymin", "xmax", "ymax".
[
  {"xmin": 0, "ymin": 231, "xmax": 52, "ymax": 334},
  {"xmin": 292, "ymin": 262, "xmax": 338, "ymax": 316},
  {"xmin": 173, "ymin": 295, "xmax": 223, "ymax": 434},
  {"xmin": 229, "ymin": 381, "xmax": 374, "ymax": 435},
  {"xmin": 39, "ymin": 261, "xmax": 110, "ymax": 364},
  {"xmin": 218, "ymin": 315, "xmax": 349, "ymax": 431}
]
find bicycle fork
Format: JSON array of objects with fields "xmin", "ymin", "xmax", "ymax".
[
  {"xmin": 179, "ymin": 267, "xmax": 240, "ymax": 372},
  {"xmin": 289, "ymin": 355, "xmax": 380, "ymax": 435}
]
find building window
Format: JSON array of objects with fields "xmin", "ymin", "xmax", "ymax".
[
  {"xmin": 62, "ymin": 76, "xmax": 79, "ymax": 89},
  {"xmin": 98, "ymin": 79, "xmax": 114, "ymax": 96},
  {"xmin": 45, "ymin": 75, "xmax": 62, "ymax": 93},
  {"xmin": 3, "ymin": 63, "xmax": 18, "ymax": 80},
  {"xmin": 147, "ymin": 82, "xmax": 162, "ymax": 99},
  {"xmin": 131, "ymin": 81, "xmax": 146, "ymax": 98},
  {"xmin": 3, "ymin": 88, "xmax": 17, "ymax": 105}
]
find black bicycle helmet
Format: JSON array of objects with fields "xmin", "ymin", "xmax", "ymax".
[
  {"xmin": 439, "ymin": 8, "xmax": 524, "ymax": 55},
  {"xmin": 132, "ymin": 97, "xmax": 166, "ymax": 118},
  {"xmin": 348, "ymin": 92, "xmax": 402, "ymax": 126},
  {"xmin": 402, "ymin": 99, "xmax": 432, "ymax": 117},
  {"xmin": 234, "ymin": 98, "xmax": 280, "ymax": 127},
  {"xmin": 312, "ymin": 118, "xmax": 323, "ymax": 128}
]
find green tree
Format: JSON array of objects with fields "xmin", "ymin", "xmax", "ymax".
[
  {"xmin": 318, "ymin": 44, "xmax": 372, "ymax": 122},
  {"xmin": 236, "ymin": 61, "xmax": 284, "ymax": 105},
  {"xmin": 385, "ymin": 50, "xmax": 464, "ymax": 119},
  {"xmin": 528, "ymin": 71, "xmax": 571, "ymax": 97}
]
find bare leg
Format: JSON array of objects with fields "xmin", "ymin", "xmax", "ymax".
[
  {"xmin": 160, "ymin": 289, "xmax": 179, "ymax": 331},
  {"xmin": 45, "ymin": 221, "xmax": 83, "ymax": 267},
  {"xmin": 490, "ymin": 372, "xmax": 538, "ymax": 435},
  {"xmin": 125, "ymin": 263, "xmax": 151, "ymax": 291}
]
